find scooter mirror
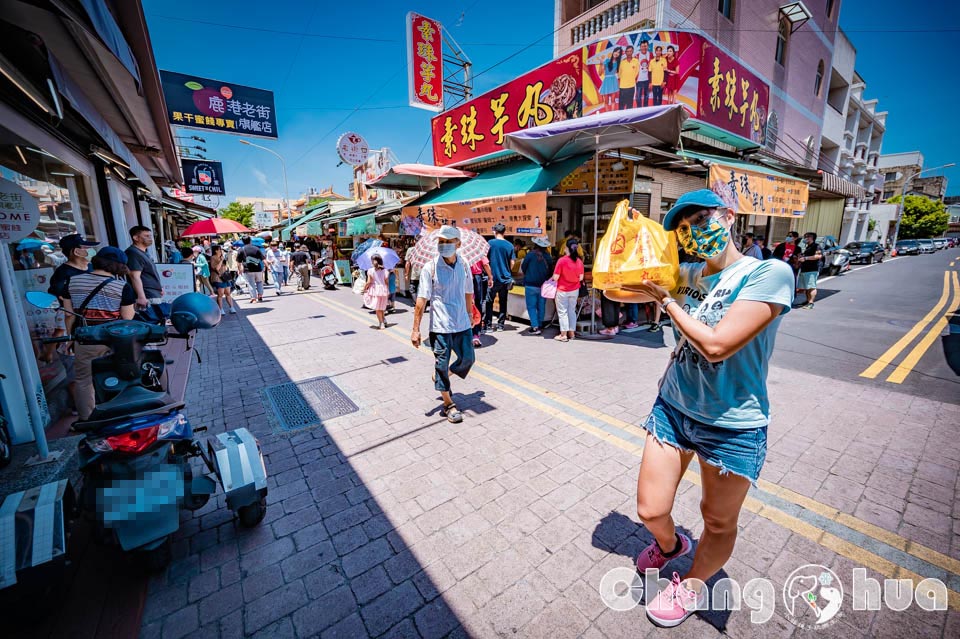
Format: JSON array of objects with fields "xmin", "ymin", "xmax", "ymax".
[{"xmin": 25, "ymin": 291, "xmax": 60, "ymax": 309}]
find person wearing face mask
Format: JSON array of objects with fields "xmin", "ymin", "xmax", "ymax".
[
  {"xmin": 628, "ymin": 189, "xmax": 794, "ymax": 629},
  {"xmin": 49, "ymin": 234, "xmax": 99, "ymax": 300},
  {"xmin": 411, "ymin": 226, "xmax": 476, "ymax": 424}
]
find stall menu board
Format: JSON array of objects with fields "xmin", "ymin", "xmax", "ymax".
[
  {"xmin": 708, "ymin": 163, "xmax": 808, "ymax": 218},
  {"xmin": 431, "ymin": 54, "xmax": 582, "ymax": 167},
  {"xmin": 160, "ymin": 71, "xmax": 278, "ymax": 139},
  {"xmin": 556, "ymin": 158, "xmax": 635, "ymax": 194},
  {"xmin": 401, "ymin": 192, "xmax": 548, "ymax": 236}
]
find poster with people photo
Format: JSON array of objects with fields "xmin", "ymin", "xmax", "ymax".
[{"xmin": 581, "ymin": 31, "xmax": 700, "ymax": 116}]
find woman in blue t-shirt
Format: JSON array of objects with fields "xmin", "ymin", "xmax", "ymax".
[{"xmin": 627, "ymin": 189, "xmax": 794, "ymax": 628}]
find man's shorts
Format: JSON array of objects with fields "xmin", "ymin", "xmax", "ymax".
[
  {"xmin": 642, "ymin": 396, "xmax": 767, "ymax": 484},
  {"xmin": 797, "ymin": 271, "xmax": 819, "ymax": 290}
]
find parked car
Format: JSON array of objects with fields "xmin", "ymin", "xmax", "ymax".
[
  {"xmin": 895, "ymin": 239, "xmax": 920, "ymax": 255},
  {"xmin": 932, "ymin": 238, "xmax": 948, "ymax": 250},
  {"xmin": 948, "ymin": 237, "xmax": 958, "ymax": 248},
  {"xmin": 918, "ymin": 239, "xmax": 936, "ymax": 253},
  {"xmin": 844, "ymin": 241, "xmax": 885, "ymax": 264}
]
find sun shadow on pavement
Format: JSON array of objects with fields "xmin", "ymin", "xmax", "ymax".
[{"xmin": 133, "ymin": 303, "xmax": 465, "ymax": 638}]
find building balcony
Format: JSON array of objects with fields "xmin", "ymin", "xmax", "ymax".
[
  {"xmin": 867, "ymin": 151, "xmax": 879, "ymax": 166},
  {"xmin": 560, "ymin": 0, "xmax": 657, "ymax": 53}
]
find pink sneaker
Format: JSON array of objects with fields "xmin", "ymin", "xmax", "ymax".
[
  {"xmin": 646, "ymin": 572, "xmax": 706, "ymax": 628},
  {"xmin": 636, "ymin": 532, "xmax": 692, "ymax": 573},
  {"xmin": 598, "ymin": 327, "xmax": 618, "ymax": 336},
  {"xmin": 622, "ymin": 322, "xmax": 639, "ymax": 329}
]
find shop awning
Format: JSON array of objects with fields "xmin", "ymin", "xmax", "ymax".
[
  {"xmin": 365, "ymin": 164, "xmax": 477, "ymax": 191},
  {"xmin": 279, "ymin": 204, "xmax": 329, "ymax": 240},
  {"xmin": 504, "ymin": 105, "xmax": 686, "ymax": 165},
  {"xmin": 413, "ymin": 154, "xmax": 591, "ymax": 206},
  {"xmin": 818, "ymin": 171, "xmax": 869, "ymax": 200}
]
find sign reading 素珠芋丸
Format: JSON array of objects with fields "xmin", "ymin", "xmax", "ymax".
[
  {"xmin": 696, "ymin": 44, "xmax": 770, "ymax": 146},
  {"xmin": 431, "ymin": 54, "xmax": 582, "ymax": 167},
  {"xmin": 407, "ymin": 12, "xmax": 444, "ymax": 112},
  {"xmin": 160, "ymin": 71, "xmax": 278, "ymax": 139},
  {"xmin": 0, "ymin": 177, "xmax": 41, "ymax": 243},
  {"xmin": 181, "ymin": 159, "xmax": 226, "ymax": 195},
  {"xmin": 401, "ymin": 192, "xmax": 548, "ymax": 237},
  {"xmin": 709, "ymin": 163, "xmax": 808, "ymax": 218}
]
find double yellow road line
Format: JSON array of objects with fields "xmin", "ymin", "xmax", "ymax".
[
  {"xmin": 860, "ymin": 270, "xmax": 959, "ymax": 383},
  {"xmin": 303, "ymin": 292, "xmax": 960, "ymax": 608}
]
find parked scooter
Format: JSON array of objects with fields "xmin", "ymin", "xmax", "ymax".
[
  {"xmin": 24, "ymin": 291, "xmax": 269, "ymax": 571},
  {"xmin": 319, "ymin": 263, "xmax": 339, "ymax": 290}
]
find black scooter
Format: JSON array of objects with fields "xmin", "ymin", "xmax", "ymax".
[{"xmin": 22, "ymin": 291, "xmax": 269, "ymax": 570}]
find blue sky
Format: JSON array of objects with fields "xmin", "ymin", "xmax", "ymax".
[{"xmin": 142, "ymin": 0, "xmax": 959, "ymax": 204}]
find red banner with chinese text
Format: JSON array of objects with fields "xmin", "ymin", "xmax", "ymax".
[
  {"xmin": 431, "ymin": 54, "xmax": 582, "ymax": 166},
  {"xmin": 696, "ymin": 43, "xmax": 769, "ymax": 146},
  {"xmin": 407, "ymin": 13, "xmax": 444, "ymax": 112},
  {"xmin": 401, "ymin": 192, "xmax": 548, "ymax": 236}
]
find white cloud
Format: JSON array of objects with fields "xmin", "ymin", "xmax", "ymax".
[{"xmin": 252, "ymin": 168, "xmax": 269, "ymax": 187}]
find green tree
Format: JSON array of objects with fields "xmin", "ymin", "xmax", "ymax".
[
  {"xmin": 886, "ymin": 194, "xmax": 949, "ymax": 239},
  {"xmin": 218, "ymin": 201, "xmax": 254, "ymax": 227}
]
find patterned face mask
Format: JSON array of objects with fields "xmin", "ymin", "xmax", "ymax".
[{"xmin": 677, "ymin": 215, "xmax": 730, "ymax": 258}]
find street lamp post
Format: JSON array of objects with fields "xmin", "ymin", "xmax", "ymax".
[
  {"xmin": 239, "ymin": 139, "xmax": 291, "ymax": 223},
  {"xmin": 890, "ymin": 162, "xmax": 955, "ymax": 249}
]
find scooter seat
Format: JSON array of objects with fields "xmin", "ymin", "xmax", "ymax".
[{"xmin": 81, "ymin": 387, "xmax": 172, "ymax": 428}]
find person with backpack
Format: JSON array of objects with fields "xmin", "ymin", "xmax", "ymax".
[
  {"xmin": 236, "ymin": 236, "xmax": 266, "ymax": 303},
  {"xmin": 61, "ymin": 247, "xmax": 136, "ymax": 420},
  {"xmin": 519, "ymin": 237, "xmax": 554, "ymax": 336}
]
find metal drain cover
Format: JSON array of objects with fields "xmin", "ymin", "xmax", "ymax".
[{"xmin": 261, "ymin": 376, "xmax": 358, "ymax": 432}]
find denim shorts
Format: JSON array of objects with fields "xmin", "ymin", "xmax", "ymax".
[{"xmin": 642, "ymin": 395, "xmax": 767, "ymax": 484}]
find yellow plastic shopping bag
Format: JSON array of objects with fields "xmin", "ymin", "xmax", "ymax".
[{"xmin": 592, "ymin": 199, "xmax": 679, "ymax": 292}]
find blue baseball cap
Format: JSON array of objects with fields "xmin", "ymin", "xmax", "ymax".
[
  {"xmin": 95, "ymin": 246, "xmax": 128, "ymax": 265},
  {"xmin": 662, "ymin": 189, "xmax": 727, "ymax": 231}
]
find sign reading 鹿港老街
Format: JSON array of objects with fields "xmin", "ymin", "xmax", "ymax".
[
  {"xmin": 0, "ymin": 177, "xmax": 41, "ymax": 242},
  {"xmin": 181, "ymin": 158, "xmax": 226, "ymax": 195},
  {"xmin": 709, "ymin": 163, "xmax": 808, "ymax": 218},
  {"xmin": 407, "ymin": 12, "xmax": 444, "ymax": 112},
  {"xmin": 401, "ymin": 192, "xmax": 548, "ymax": 237},
  {"xmin": 160, "ymin": 71, "xmax": 278, "ymax": 139}
]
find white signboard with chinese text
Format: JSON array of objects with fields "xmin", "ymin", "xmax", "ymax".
[
  {"xmin": 0, "ymin": 177, "xmax": 42, "ymax": 242},
  {"xmin": 337, "ymin": 132, "xmax": 370, "ymax": 166},
  {"xmin": 158, "ymin": 263, "xmax": 196, "ymax": 303}
]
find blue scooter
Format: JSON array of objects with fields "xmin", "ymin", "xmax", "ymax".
[{"xmin": 25, "ymin": 292, "xmax": 268, "ymax": 571}]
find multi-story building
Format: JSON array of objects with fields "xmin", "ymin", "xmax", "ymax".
[
  {"xmin": 877, "ymin": 152, "xmax": 949, "ymax": 202},
  {"xmin": 555, "ymin": 0, "xmax": 839, "ymax": 169},
  {"xmin": 817, "ymin": 29, "xmax": 885, "ymax": 244}
]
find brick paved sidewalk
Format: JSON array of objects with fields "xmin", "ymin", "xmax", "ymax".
[{"xmin": 139, "ymin": 288, "xmax": 959, "ymax": 639}]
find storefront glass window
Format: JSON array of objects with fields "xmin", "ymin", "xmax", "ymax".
[{"xmin": 1, "ymin": 123, "xmax": 98, "ymax": 426}]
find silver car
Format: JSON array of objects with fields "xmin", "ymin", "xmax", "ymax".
[{"xmin": 918, "ymin": 239, "xmax": 936, "ymax": 253}]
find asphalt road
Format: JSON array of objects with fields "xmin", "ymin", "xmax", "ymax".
[{"xmin": 772, "ymin": 246, "xmax": 960, "ymax": 403}]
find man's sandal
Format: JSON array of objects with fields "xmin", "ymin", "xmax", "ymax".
[{"xmin": 440, "ymin": 403, "xmax": 463, "ymax": 423}]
